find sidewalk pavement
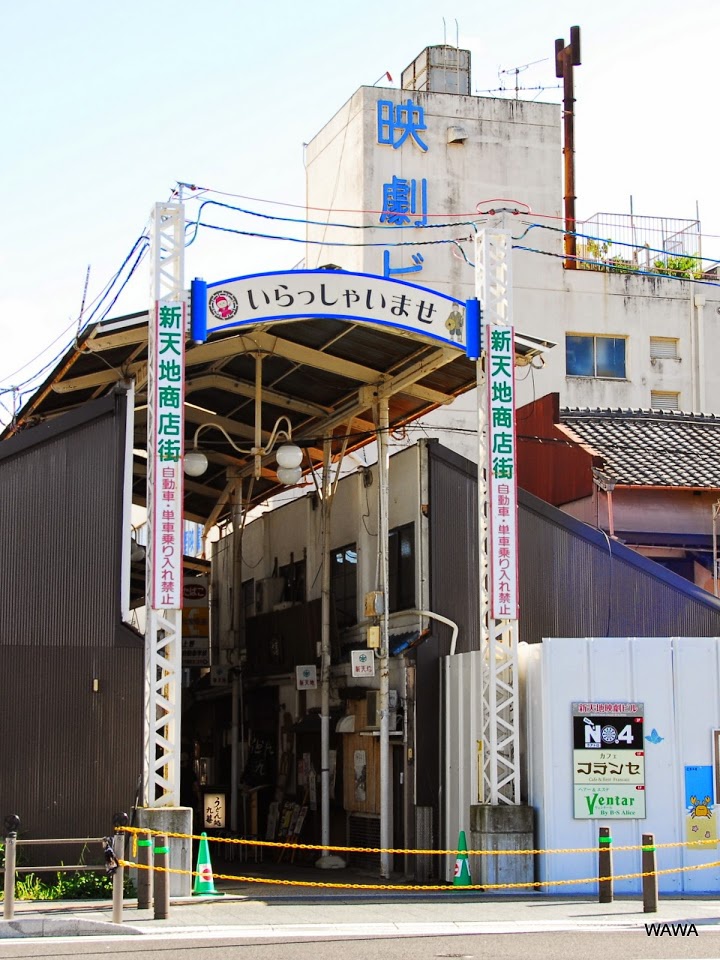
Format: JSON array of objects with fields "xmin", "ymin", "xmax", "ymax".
[{"xmin": 2, "ymin": 859, "xmax": 720, "ymax": 940}]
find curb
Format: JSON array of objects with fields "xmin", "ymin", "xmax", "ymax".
[{"xmin": 0, "ymin": 917, "xmax": 145, "ymax": 939}]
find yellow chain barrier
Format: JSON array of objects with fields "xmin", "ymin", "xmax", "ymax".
[
  {"xmin": 118, "ymin": 825, "xmax": 719, "ymax": 858},
  {"xmin": 118, "ymin": 857, "xmax": 720, "ymax": 892}
]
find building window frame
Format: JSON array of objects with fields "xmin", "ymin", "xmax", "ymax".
[
  {"xmin": 566, "ymin": 333, "xmax": 627, "ymax": 379},
  {"xmin": 388, "ymin": 522, "xmax": 416, "ymax": 613},
  {"xmin": 279, "ymin": 557, "xmax": 306, "ymax": 605},
  {"xmin": 330, "ymin": 542, "xmax": 358, "ymax": 630}
]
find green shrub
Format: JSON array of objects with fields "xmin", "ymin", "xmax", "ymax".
[{"xmin": 0, "ymin": 865, "xmax": 135, "ymax": 901}]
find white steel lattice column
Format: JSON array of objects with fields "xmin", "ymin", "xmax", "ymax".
[
  {"xmin": 144, "ymin": 200, "xmax": 185, "ymax": 807},
  {"xmin": 475, "ymin": 229, "xmax": 520, "ymax": 806}
]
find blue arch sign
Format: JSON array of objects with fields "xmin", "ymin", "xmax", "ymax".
[{"xmin": 190, "ymin": 269, "xmax": 481, "ymax": 357}]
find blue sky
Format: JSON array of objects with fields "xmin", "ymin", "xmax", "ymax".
[{"xmin": 3, "ymin": 0, "xmax": 719, "ymax": 422}]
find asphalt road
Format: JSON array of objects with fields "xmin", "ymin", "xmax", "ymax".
[{"xmin": 2, "ymin": 929, "xmax": 720, "ymax": 960}]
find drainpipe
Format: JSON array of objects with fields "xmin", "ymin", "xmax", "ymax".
[
  {"xmin": 712, "ymin": 500, "xmax": 720, "ymax": 598},
  {"xmin": 409, "ymin": 610, "xmax": 460, "ymax": 655},
  {"xmin": 689, "ymin": 291, "xmax": 698, "ymax": 412},
  {"xmin": 316, "ymin": 438, "xmax": 342, "ymax": 868},
  {"xmin": 355, "ymin": 609, "xmax": 459, "ymax": 655},
  {"xmin": 695, "ymin": 295, "xmax": 706, "ymax": 412},
  {"xmin": 319, "ymin": 439, "xmax": 331, "ymax": 853},
  {"xmin": 230, "ymin": 478, "xmax": 243, "ymax": 834},
  {"xmin": 377, "ymin": 398, "xmax": 391, "ymax": 879}
]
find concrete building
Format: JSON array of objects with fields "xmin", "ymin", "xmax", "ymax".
[{"xmin": 305, "ymin": 44, "xmax": 720, "ymax": 461}]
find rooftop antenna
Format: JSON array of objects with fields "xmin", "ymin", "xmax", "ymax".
[
  {"xmin": 456, "ymin": 18, "xmax": 460, "ymax": 94},
  {"xmin": 442, "ymin": 18, "xmax": 447, "ymax": 82},
  {"xmin": 499, "ymin": 58, "xmax": 549, "ymax": 99},
  {"xmin": 75, "ymin": 264, "xmax": 91, "ymax": 340}
]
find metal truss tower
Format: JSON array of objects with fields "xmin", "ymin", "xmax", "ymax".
[
  {"xmin": 475, "ymin": 228, "xmax": 520, "ymax": 805},
  {"xmin": 144, "ymin": 200, "xmax": 185, "ymax": 806}
]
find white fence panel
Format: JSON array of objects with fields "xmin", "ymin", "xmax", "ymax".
[
  {"xmin": 442, "ymin": 651, "xmax": 482, "ymax": 882},
  {"xmin": 524, "ymin": 637, "xmax": 719, "ymax": 894}
]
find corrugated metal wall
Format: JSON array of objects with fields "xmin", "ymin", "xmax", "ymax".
[
  {"xmin": 427, "ymin": 439, "xmax": 720, "ymax": 647},
  {"xmin": 0, "ymin": 394, "xmax": 128, "ymax": 647},
  {"xmin": 427, "ymin": 442, "xmax": 480, "ymax": 655},
  {"xmin": 519, "ymin": 488, "xmax": 720, "ymax": 642},
  {"xmin": 0, "ymin": 391, "xmax": 143, "ymax": 850}
]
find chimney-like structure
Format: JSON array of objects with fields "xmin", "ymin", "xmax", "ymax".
[{"xmin": 555, "ymin": 26, "xmax": 582, "ymax": 268}]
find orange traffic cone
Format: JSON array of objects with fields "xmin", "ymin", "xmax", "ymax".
[
  {"xmin": 453, "ymin": 830, "xmax": 472, "ymax": 887},
  {"xmin": 193, "ymin": 832, "xmax": 223, "ymax": 896}
]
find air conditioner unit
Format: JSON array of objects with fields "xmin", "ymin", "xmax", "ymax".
[{"xmin": 255, "ymin": 577, "xmax": 285, "ymax": 614}]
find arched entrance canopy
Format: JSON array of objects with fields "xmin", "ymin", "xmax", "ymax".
[
  {"xmin": 5, "ymin": 268, "xmax": 553, "ymax": 531},
  {"xmin": 190, "ymin": 269, "xmax": 470, "ymax": 351}
]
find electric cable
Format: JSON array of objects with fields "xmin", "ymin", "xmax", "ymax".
[
  {"xmin": 182, "ymin": 198, "xmax": 484, "ymax": 250},
  {"xmin": 194, "ymin": 220, "xmax": 474, "ymax": 250},
  {"xmin": 0, "ymin": 231, "xmax": 150, "ymax": 390}
]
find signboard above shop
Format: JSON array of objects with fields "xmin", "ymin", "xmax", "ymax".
[
  {"xmin": 190, "ymin": 270, "xmax": 471, "ymax": 351},
  {"xmin": 182, "ymin": 576, "xmax": 210, "ymax": 668},
  {"xmin": 572, "ymin": 702, "xmax": 646, "ymax": 819}
]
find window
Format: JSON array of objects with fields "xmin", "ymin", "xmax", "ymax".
[
  {"xmin": 330, "ymin": 542, "xmax": 357, "ymax": 630},
  {"xmin": 566, "ymin": 335, "xmax": 626, "ymax": 379},
  {"xmin": 279, "ymin": 557, "xmax": 305, "ymax": 604},
  {"xmin": 650, "ymin": 390, "xmax": 680, "ymax": 411},
  {"xmin": 389, "ymin": 523, "xmax": 416, "ymax": 613},
  {"xmin": 650, "ymin": 337, "xmax": 679, "ymax": 360},
  {"xmin": 242, "ymin": 578, "xmax": 255, "ymax": 620}
]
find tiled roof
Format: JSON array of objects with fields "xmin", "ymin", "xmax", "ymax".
[{"xmin": 559, "ymin": 407, "xmax": 720, "ymax": 487}]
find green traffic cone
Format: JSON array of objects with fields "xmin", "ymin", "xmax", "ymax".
[
  {"xmin": 453, "ymin": 830, "xmax": 472, "ymax": 887},
  {"xmin": 193, "ymin": 832, "xmax": 223, "ymax": 896}
]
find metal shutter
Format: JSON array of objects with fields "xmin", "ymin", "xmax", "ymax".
[{"xmin": 650, "ymin": 391, "xmax": 680, "ymax": 411}]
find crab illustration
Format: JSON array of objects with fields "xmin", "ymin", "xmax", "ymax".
[{"xmin": 689, "ymin": 795, "xmax": 713, "ymax": 818}]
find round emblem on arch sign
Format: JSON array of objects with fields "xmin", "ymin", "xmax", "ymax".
[{"xmin": 209, "ymin": 290, "xmax": 239, "ymax": 322}]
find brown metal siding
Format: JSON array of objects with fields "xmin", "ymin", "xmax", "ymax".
[
  {"xmin": 0, "ymin": 391, "xmax": 144, "ymax": 846},
  {"xmin": 428, "ymin": 442, "xmax": 480, "ymax": 656},
  {"xmin": 0, "ymin": 646, "xmax": 142, "ymax": 857},
  {"xmin": 517, "ymin": 392, "xmax": 597, "ymax": 506},
  {"xmin": 0, "ymin": 394, "xmax": 126, "ymax": 648},
  {"xmin": 416, "ymin": 442, "xmax": 481, "ymax": 835}
]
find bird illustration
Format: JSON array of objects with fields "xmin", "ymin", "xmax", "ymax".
[{"xmin": 645, "ymin": 728, "xmax": 664, "ymax": 744}]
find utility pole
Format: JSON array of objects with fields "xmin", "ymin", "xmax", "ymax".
[
  {"xmin": 555, "ymin": 26, "xmax": 582, "ymax": 268},
  {"xmin": 713, "ymin": 500, "xmax": 720, "ymax": 598},
  {"xmin": 377, "ymin": 398, "xmax": 392, "ymax": 878}
]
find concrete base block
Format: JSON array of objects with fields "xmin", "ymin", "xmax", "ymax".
[
  {"xmin": 469, "ymin": 804, "xmax": 535, "ymax": 887},
  {"xmin": 135, "ymin": 807, "xmax": 193, "ymax": 897}
]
